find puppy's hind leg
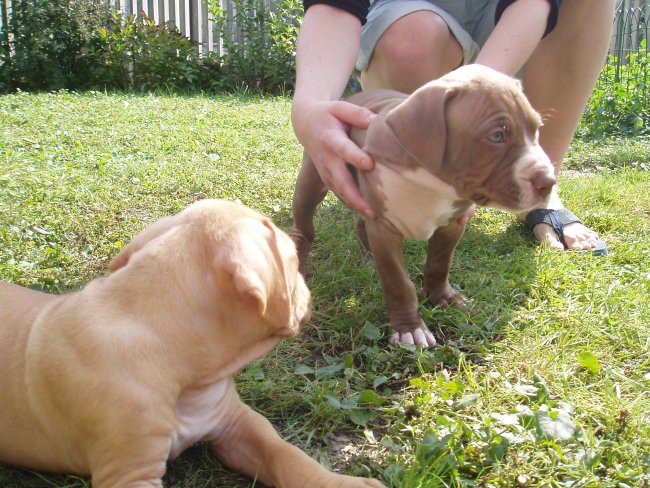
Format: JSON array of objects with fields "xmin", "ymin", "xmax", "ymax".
[
  {"xmin": 356, "ymin": 216, "xmax": 371, "ymax": 251},
  {"xmin": 423, "ymin": 219, "xmax": 468, "ymax": 308},
  {"xmin": 292, "ymin": 153, "xmax": 328, "ymax": 275}
]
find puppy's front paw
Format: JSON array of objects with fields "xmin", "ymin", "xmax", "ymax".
[{"xmin": 390, "ymin": 322, "xmax": 436, "ymax": 347}]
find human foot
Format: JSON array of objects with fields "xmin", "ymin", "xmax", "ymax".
[{"xmin": 524, "ymin": 208, "xmax": 608, "ymax": 255}]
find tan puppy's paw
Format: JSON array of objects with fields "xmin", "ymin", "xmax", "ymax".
[
  {"xmin": 323, "ymin": 473, "xmax": 387, "ymax": 488},
  {"xmin": 354, "ymin": 477, "xmax": 387, "ymax": 488}
]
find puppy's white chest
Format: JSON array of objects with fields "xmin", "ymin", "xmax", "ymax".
[
  {"xmin": 170, "ymin": 379, "xmax": 231, "ymax": 459},
  {"xmin": 368, "ymin": 165, "xmax": 459, "ymax": 239}
]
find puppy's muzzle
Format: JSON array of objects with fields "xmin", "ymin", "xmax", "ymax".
[{"xmin": 531, "ymin": 171, "xmax": 557, "ymax": 197}]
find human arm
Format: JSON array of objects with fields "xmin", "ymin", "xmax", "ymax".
[
  {"xmin": 476, "ymin": 0, "xmax": 554, "ymax": 76},
  {"xmin": 291, "ymin": 4, "xmax": 377, "ymax": 218}
]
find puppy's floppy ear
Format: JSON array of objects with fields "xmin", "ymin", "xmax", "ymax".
[
  {"xmin": 380, "ymin": 80, "xmax": 456, "ymax": 172},
  {"xmin": 109, "ymin": 214, "xmax": 180, "ymax": 272},
  {"xmin": 215, "ymin": 218, "xmax": 293, "ymax": 327}
]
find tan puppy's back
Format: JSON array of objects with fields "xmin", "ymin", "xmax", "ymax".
[
  {"xmin": 0, "ymin": 282, "xmax": 56, "ymax": 382},
  {"xmin": 0, "ymin": 199, "xmax": 306, "ymax": 477},
  {"xmin": 0, "ymin": 201, "xmax": 387, "ymax": 487}
]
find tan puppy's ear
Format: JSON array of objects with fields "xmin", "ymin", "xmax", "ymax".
[
  {"xmin": 215, "ymin": 218, "xmax": 292, "ymax": 327},
  {"xmin": 380, "ymin": 80, "xmax": 455, "ymax": 172},
  {"xmin": 109, "ymin": 245, "xmax": 137, "ymax": 272},
  {"xmin": 109, "ymin": 214, "xmax": 180, "ymax": 272}
]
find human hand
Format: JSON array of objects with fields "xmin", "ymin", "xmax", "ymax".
[{"xmin": 292, "ymin": 97, "xmax": 377, "ymax": 218}]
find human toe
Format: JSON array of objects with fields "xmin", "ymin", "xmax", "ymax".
[
  {"xmin": 562, "ymin": 222, "xmax": 600, "ymax": 251},
  {"xmin": 532, "ymin": 222, "xmax": 564, "ymax": 251}
]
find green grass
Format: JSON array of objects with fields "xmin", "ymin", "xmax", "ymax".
[{"xmin": 1, "ymin": 91, "xmax": 648, "ymax": 488}]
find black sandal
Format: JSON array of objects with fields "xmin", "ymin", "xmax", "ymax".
[{"xmin": 525, "ymin": 208, "xmax": 608, "ymax": 256}]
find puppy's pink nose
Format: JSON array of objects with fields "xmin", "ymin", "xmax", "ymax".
[{"xmin": 532, "ymin": 172, "xmax": 556, "ymax": 195}]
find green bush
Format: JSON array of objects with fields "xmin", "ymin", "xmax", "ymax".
[
  {"xmin": 579, "ymin": 40, "xmax": 649, "ymax": 140},
  {"xmin": 87, "ymin": 11, "xmax": 203, "ymax": 91},
  {"xmin": 207, "ymin": 0, "xmax": 301, "ymax": 94},
  {"xmin": 0, "ymin": 0, "xmax": 108, "ymax": 91},
  {"xmin": 1, "ymin": 0, "xmax": 300, "ymax": 94}
]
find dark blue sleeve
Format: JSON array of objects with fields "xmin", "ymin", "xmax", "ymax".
[
  {"xmin": 302, "ymin": 0, "xmax": 370, "ymax": 24},
  {"xmin": 495, "ymin": 0, "xmax": 562, "ymax": 37}
]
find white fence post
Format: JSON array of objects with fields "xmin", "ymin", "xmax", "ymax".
[{"xmin": 103, "ymin": 0, "xmax": 220, "ymax": 53}]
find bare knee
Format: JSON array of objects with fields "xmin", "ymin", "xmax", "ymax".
[{"xmin": 361, "ymin": 11, "xmax": 463, "ymax": 93}]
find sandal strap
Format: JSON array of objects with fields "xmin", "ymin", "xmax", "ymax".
[{"xmin": 525, "ymin": 208, "xmax": 582, "ymax": 244}]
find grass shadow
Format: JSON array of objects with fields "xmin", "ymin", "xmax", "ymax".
[
  {"xmin": 288, "ymin": 200, "xmax": 542, "ymax": 359},
  {"xmin": 0, "ymin": 466, "xmax": 89, "ymax": 488}
]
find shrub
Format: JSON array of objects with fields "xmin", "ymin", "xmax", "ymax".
[
  {"xmin": 1, "ymin": 0, "xmax": 301, "ymax": 94},
  {"xmin": 1, "ymin": 3, "xmax": 204, "ymax": 93},
  {"xmin": 0, "ymin": 0, "xmax": 109, "ymax": 92},
  {"xmin": 207, "ymin": 0, "xmax": 302, "ymax": 94},
  {"xmin": 87, "ymin": 11, "xmax": 203, "ymax": 91},
  {"xmin": 578, "ymin": 40, "xmax": 650, "ymax": 140}
]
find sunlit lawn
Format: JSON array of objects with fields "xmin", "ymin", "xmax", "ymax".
[{"xmin": 1, "ymin": 91, "xmax": 648, "ymax": 487}]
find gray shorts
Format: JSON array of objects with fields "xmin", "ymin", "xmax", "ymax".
[{"xmin": 356, "ymin": 0, "xmax": 500, "ymax": 72}]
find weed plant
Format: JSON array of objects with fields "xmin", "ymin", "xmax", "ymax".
[
  {"xmin": 86, "ymin": 11, "xmax": 204, "ymax": 91},
  {"xmin": 579, "ymin": 40, "xmax": 650, "ymax": 140},
  {"xmin": 1, "ymin": 92, "xmax": 648, "ymax": 487},
  {"xmin": 207, "ymin": 0, "xmax": 302, "ymax": 94}
]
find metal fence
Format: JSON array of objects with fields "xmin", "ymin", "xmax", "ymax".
[
  {"xmin": 612, "ymin": 0, "xmax": 648, "ymax": 61},
  {"xmin": 102, "ymin": 0, "xmax": 279, "ymax": 55},
  {"xmin": 1, "ymin": 0, "xmax": 648, "ymax": 61},
  {"xmin": 597, "ymin": 0, "xmax": 649, "ymax": 134},
  {"xmin": 106, "ymin": 0, "xmax": 217, "ymax": 54}
]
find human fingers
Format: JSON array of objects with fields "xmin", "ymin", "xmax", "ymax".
[
  {"xmin": 328, "ymin": 101, "xmax": 376, "ymax": 171},
  {"xmin": 316, "ymin": 130, "xmax": 374, "ymax": 218},
  {"xmin": 292, "ymin": 99, "xmax": 376, "ymax": 217},
  {"xmin": 327, "ymin": 159, "xmax": 376, "ymax": 219}
]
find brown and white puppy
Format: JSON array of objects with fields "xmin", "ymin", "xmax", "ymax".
[
  {"xmin": 0, "ymin": 199, "xmax": 384, "ymax": 488},
  {"xmin": 293, "ymin": 65, "xmax": 557, "ymax": 347}
]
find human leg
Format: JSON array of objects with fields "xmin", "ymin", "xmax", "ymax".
[
  {"xmin": 359, "ymin": 10, "xmax": 463, "ymax": 92},
  {"xmin": 522, "ymin": 0, "xmax": 615, "ymax": 252},
  {"xmin": 355, "ymin": 0, "xmax": 493, "ymax": 93}
]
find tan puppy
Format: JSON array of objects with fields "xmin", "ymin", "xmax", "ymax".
[
  {"xmin": 0, "ymin": 199, "xmax": 384, "ymax": 488},
  {"xmin": 293, "ymin": 65, "xmax": 557, "ymax": 347}
]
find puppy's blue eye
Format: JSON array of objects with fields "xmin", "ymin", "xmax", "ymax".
[{"xmin": 487, "ymin": 131, "xmax": 504, "ymax": 143}]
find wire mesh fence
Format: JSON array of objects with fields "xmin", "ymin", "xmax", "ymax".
[
  {"xmin": 583, "ymin": 0, "xmax": 650, "ymax": 137},
  {"xmin": 611, "ymin": 0, "xmax": 648, "ymax": 74}
]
